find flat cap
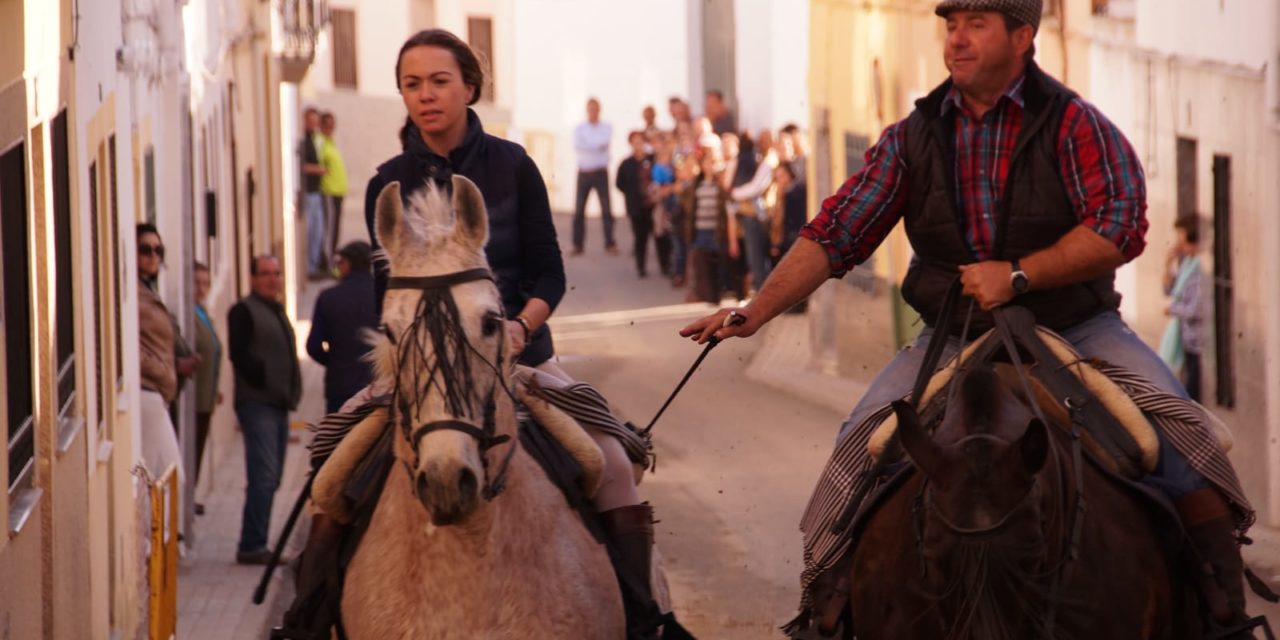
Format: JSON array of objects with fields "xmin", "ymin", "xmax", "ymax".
[{"xmin": 935, "ymin": 0, "xmax": 1043, "ymax": 32}]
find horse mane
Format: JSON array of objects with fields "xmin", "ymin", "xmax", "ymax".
[{"xmin": 957, "ymin": 363, "xmax": 1001, "ymax": 434}]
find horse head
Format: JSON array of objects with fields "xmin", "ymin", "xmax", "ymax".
[
  {"xmin": 894, "ymin": 361, "xmax": 1050, "ymax": 538},
  {"xmin": 370, "ymin": 176, "xmax": 511, "ymax": 527}
]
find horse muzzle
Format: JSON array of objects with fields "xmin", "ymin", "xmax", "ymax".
[{"xmin": 414, "ymin": 462, "xmax": 480, "ymax": 526}]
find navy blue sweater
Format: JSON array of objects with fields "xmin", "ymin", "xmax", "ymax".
[
  {"xmin": 365, "ymin": 109, "xmax": 566, "ymax": 366},
  {"xmin": 306, "ymin": 271, "xmax": 377, "ymax": 405}
]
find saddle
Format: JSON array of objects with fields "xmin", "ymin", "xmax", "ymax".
[{"xmin": 867, "ymin": 324, "xmax": 1163, "ymax": 476}]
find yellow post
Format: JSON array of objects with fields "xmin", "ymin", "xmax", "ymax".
[{"xmin": 148, "ymin": 465, "xmax": 179, "ymax": 640}]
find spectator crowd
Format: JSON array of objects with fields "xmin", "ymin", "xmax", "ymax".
[{"xmin": 581, "ymin": 90, "xmax": 810, "ymax": 306}]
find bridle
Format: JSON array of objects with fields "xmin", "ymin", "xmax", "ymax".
[
  {"xmin": 914, "ymin": 433, "xmax": 1044, "ymax": 538},
  {"xmin": 384, "ymin": 267, "xmax": 518, "ymax": 501}
]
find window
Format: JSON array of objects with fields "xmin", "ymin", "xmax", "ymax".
[
  {"xmin": 52, "ymin": 111, "xmax": 76, "ymax": 418},
  {"xmin": 1, "ymin": 142, "xmax": 33, "ymax": 492},
  {"xmin": 1176, "ymin": 137, "xmax": 1197, "ymax": 219},
  {"xmin": 144, "ymin": 146, "xmax": 156, "ymax": 224},
  {"xmin": 110, "ymin": 136, "xmax": 122, "ymax": 386},
  {"xmin": 89, "ymin": 159, "xmax": 106, "ymax": 433},
  {"xmin": 467, "ymin": 17, "xmax": 494, "ymax": 101},
  {"xmin": 1212, "ymin": 155, "xmax": 1235, "ymax": 408},
  {"xmin": 332, "ymin": 9, "xmax": 358, "ymax": 89}
]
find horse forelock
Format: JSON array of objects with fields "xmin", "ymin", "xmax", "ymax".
[{"xmin": 386, "ymin": 182, "xmax": 486, "ymax": 277}]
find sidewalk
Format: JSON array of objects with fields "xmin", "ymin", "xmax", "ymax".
[
  {"xmin": 175, "ymin": 202, "xmax": 370, "ymax": 638},
  {"xmin": 174, "ymin": 344, "xmax": 320, "ymax": 640}
]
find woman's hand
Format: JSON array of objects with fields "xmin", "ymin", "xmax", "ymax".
[{"xmin": 505, "ymin": 319, "xmax": 528, "ymax": 356}]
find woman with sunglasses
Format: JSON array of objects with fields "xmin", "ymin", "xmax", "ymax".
[{"xmin": 137, "ymin": 225, "xmax": 198, "ymax": 506}]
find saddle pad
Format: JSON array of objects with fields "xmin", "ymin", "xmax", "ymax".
[
  {"xmin": 867, "ymin": 328, "xmax": 1161, "ymax": 473},
  {"xmin": 311, "ymin": 386, "xmax": 606, "ymax": 523},
  {"xmin": 516, "ymin": 383, "xmax": 605, "ymax": 499},
  {"xmin": 314, "ymin": 407, "xmax": 390, "ymax": 523}
]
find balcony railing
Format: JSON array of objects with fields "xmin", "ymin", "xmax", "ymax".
[{"xmin": 278, "ymin": 0, "xmax": 330, "ymax": 61}]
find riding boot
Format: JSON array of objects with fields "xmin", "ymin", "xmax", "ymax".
[
  {"xmin": 1175, "ymin": 488, "xmax": 1248, "ymax": 628},
  {"xmin": 600, "ymin": 503, "xmax": 663, "ymax": 640},
  {"xmin": 275, "ymin": 514, "xmax": 348, "ymax": 639}
]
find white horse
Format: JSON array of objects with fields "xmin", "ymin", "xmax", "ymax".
[{"xmin": 340, "ymin": 177, "xmax": 625, "ymax": 639}]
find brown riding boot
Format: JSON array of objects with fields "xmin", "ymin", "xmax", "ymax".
[
  {"xmin": 600, "ymin": 503, "xmax": 662, "ymax": 639},
  {"xmin": 1175, "ymin": 488, "xmax": 1247, "ymax": 627}
]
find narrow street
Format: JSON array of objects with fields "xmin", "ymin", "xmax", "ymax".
[{"xmin": 550, "ymin": 215, "xmax": 848, "ymax": 638}]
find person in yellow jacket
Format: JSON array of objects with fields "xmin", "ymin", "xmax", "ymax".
[{"xmin": 319, "ymin": 111, "xmax": 349, "ymax": 269}]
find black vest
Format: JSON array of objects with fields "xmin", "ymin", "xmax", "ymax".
[
  {"xmin": 233, "ymin": 294, "xmax": 302, "ymax": 410},
  {"xmin": 900, "ymin": 63, "xmax": 1121, "ymax": 334}
]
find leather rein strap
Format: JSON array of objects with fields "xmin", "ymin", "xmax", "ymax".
[{"xmin": 386, "ymin": 267, "xmax": 517, "ymax": 501}]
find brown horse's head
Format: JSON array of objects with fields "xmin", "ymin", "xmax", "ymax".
[
  {"xmin": 892, "ymin": 361, "xmax": 1054, "ymax": 637},
  {"xmin": 895, "ymin": 362, "xmax": 1049, "ymax": 535}
]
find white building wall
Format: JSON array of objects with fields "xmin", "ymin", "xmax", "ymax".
[
  {"xmin": 511, "ymin": 0, "xmax": 695, "ymax": 213},
  {"xmin": 1136, "ymin": 0, "xmax": 1275, "ymax": 69},
  {"xmin": 734, "ymin": 0, "xmax": 810, "ymax": 134}
]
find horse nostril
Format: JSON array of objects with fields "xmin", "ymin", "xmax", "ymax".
[
  {"xmin": 458, "ymin": 467, "xmax": 478, "ymax": 498},
  {"xmin": 415, "ymin": 471, "xmax": 430, "ymax": 503}
]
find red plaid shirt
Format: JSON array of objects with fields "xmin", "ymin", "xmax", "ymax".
[{"xmin": 800, "ymin": 74, "xmax": 1148, "ymax": 276}]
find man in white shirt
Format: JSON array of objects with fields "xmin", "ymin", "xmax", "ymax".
[{"xmin": 572, "ymin": 97, "xmax": 617, "ymax": 255}]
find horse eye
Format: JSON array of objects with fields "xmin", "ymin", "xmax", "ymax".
[{"xmin": 481, "ymin": 313, "xmax": 500, "ymax": 337}]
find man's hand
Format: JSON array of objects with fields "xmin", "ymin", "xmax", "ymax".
[
  {"xmin": 958, "ymin": 261, "xmax": 1015, "ymax": 311},
  {"xmin": 679, "ymin": 307, "xmax": 759, "ymax": 344},
  {"xmin": 176, "ymin": 354, "xmax": 201, "ymax": 378}
]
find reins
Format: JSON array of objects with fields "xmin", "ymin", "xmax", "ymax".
[{"xmin": 640, "ymin": 311, "xmax": 747, "ymax": 436}]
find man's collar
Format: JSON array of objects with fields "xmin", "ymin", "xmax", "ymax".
[{"xmin": 941, "ymin": 72, "xmax": 1027, "ymax": 115}]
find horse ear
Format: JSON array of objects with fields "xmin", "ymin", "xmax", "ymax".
[
  {"xmin": 893, "ymin": 400, "xmax": 944, "ymax": 478},
  {"xmin": 375, "ymin": 181, "xmax": 404, "ymax": 260},
  {"xmin": 1020, "ymin": 418, "xmax": 1049, "ymax": 474},
  {"xmin": 450, "ymin": 174, "xmax": 488, "ymax": 250}
]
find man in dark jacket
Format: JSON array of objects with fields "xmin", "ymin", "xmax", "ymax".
[
  {"xmin": 616, "ymin": 131, "xmax": 655, "ymax": 278},
  {"xmin": 228, "ymin": 255, "xmax": 301, "ymax": 564},
  {"xmin": 306, "ymin": 241, "xmax": 378, "ymax": 413},
  {"xmin": 682, "ymin": 0, "xmax": 1255, "ymax": 632}
]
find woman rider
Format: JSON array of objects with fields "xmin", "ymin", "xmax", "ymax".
[{"xmin": 290, "ymin": 29, "xmax": 664, "ymax": 640}]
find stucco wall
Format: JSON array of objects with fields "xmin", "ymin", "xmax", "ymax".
[{"xmin": 0, "ymin": 525, "xmax": 45, "ymax": 639}]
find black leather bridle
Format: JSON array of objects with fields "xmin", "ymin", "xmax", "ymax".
[{"xmin": 384, "ymin": 267, "xmax": 517, "ymax": 501}]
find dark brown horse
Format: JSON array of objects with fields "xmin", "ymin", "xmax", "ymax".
[{"xmin": 847, "ymin": 359, "xmax": 1201, "ymax": 639}]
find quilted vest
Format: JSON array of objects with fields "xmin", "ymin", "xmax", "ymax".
[{"xmin": 900, "ymin": 63, "xmax": 1121, "ymax": 334}]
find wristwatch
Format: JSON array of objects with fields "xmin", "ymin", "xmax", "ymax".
[{"xmin": 1010, "ymin": 258, "xmax": 1030, "ymax": 295}]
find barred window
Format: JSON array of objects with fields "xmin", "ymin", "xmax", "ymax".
[{"xmin": 1, "ymin": 141, "xmax": 33, "ymax": 493}]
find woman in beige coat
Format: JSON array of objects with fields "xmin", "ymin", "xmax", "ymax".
[{"xmin": 137, "ymin": 224, "xmax": 198, "ymax": 487}]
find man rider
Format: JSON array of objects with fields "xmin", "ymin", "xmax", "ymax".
[{"xmin": 682, "ymin": 0, "xmax": 1252, "ymax": 631}]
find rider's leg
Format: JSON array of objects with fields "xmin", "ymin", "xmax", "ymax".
[
  {"xmin": 530, "ymin": 361, "xmax": 660, "ymax": 636},
  {"xmin": 837, "ymin": 327, "xmax": 961, "ymax": 441},
  {"xmin": 1062, "ymin": 311, "xmax": 1245, "ymax": 623}
]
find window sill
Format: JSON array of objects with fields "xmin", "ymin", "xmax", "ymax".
[
  {"xmin": 57, "ymin": 415, "xmax": 85, "ymax": 456},
  {"xmin": 8, "ymin": 487, "xmax": 43, "ymax": 538}
]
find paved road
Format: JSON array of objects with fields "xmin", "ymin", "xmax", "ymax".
[{"xmin": 552, "ymin": 216, "xmax": 850, "ymax": 638}]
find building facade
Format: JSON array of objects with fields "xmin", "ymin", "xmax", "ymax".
[{"xmin": 0, "ymin": 0, "xmax": 324, "ymax": 637}]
